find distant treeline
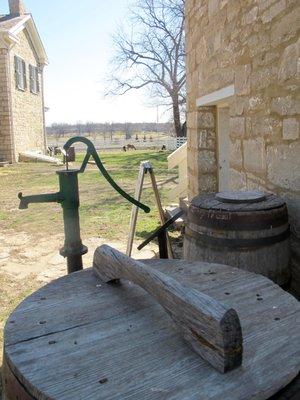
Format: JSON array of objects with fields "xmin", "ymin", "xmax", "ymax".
[{"xmin": 47, "ymin": 122, "xmax": 174, "ymax": 136}]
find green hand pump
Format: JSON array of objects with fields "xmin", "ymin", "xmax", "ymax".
[{"xmin": 18, "ymin": 137, "xmax": 150, "ymax": 274}]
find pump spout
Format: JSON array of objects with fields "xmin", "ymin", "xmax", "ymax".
[{"xmin": 18, "ymin": 192, "xmax": 62, "ymax": 209}]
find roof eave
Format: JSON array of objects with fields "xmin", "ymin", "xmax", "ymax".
[
  {"xmin": 9, "ymin": 14, "xmax": 49, "ymax": 65},
  {"xmin": 0, "ymin": 29, "xmax": 19, "ymax": 48}
]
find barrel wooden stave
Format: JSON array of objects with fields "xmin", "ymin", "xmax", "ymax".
[
  {"xmin": 2, "ymin": 356, "xmax": 35, "ymax": 400},
  {"xmin": 184, "ymin": 232, "xmax": 290, "ymax": 286}
]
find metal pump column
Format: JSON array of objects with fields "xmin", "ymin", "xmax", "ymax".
[
  {"xmin": 18, "ymin": 137, "xmax": 150, "ymax": 274},
  {"xmin": 57, "ymin": 169, "xmax": 87, "ymax": 273}
]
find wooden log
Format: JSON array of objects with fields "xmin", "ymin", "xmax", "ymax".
[{"xmin": 93, "ymin": 245, "xmax": 243, "ymax": 373}]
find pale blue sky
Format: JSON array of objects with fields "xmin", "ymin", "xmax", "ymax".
[{"xmin": 3, "ymin": 0, "xmax": 166, "ymax": 125}]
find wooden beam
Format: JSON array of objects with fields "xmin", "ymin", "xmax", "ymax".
[
  {"xmin": 126, "ymin": 162, "xmax": 147, "ymax": 256},
  {"xmin": 93, "ymin": 245, "xmax": 243, "ymax": 373},
  {"xmin": 148, "ymin": 167, "xmax": 173, "ymax": 258}
]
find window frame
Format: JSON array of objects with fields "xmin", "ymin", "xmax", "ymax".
[
  {"xmin": 29, "ymin": 64, "xmax": 40, "ymax": 95},
  {"xmin": 14, "ymin": 55, "xmax": 27, "ymax": 91}
]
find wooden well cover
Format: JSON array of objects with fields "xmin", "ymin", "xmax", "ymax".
[{"xmin": 3, "ymin": 260, "xmax": 300, "ymax": 400}]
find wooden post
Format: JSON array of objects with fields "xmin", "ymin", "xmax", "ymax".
[
  {"xmin": 126, "ymin": 161, "xmax": 173, "ymax": 258},
  {"xmin": 148, "ymin": 168, "xmax": 173, "ymax": 258},
  {"xmin": 126, "ymin": 162, "xmax": 147, "ymax": 256}
]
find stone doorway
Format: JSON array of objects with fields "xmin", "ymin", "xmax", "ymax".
[
  {"xmin": 187, "ymin": 85, "xmax": 235, "ymax": 198},
  {"xmin": 217, "ymin": 106, "xmax": 230, "ymax": 191}
]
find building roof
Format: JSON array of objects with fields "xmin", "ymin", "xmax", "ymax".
[{"xmin": 0, "ymin": 13, "xmax": 48, "ymax": 65}]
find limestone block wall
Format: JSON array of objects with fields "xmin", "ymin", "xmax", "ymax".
[
  {"xmin": 0, "ymin": 47, "xmax": 15, "ymax": 163},
  {"xmin": 9, "ymin": 29, "xmax": 46, "ymax": 159},
  {"xmin": 186, "ymin": 0, "xmax": 300, "ymax": 297}
]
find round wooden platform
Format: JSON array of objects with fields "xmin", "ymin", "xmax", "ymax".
[{"xmin": 3, "ymin": 260, "xmax": 300, "ymax": 400}]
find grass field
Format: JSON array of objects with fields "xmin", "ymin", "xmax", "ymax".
[
  {"xmin": 0, "ymin": 149, "xmax": 177, "ymax": 240},
  {"xmin": 0, "ymin": 150, "xmax": 178, "ymax": 391}
]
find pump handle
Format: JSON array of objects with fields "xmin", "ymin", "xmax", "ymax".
[{"xmin": 63, "ymin": 137, "xmax": 150, "ymax": 213}]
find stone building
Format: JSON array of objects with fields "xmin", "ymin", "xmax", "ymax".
[
  {"xmin": 0, "ymin": 0, "xmax": 48, "ymax": 163},
  {"xmin": 185, "ymin": 0, "xmax": 300, "ymax": 296}
]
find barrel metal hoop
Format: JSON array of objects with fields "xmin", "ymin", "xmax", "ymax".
[
  {"xmin": 188, "ymin": 206, "xmax": 288, "ymax": 231},
  {"xmin": 185, "ymin": 227, "xmax": 290, "ymax": 249}
]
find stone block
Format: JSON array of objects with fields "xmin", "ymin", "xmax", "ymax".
[
  {"xmin": 230, "ymin": 97, "xmax": 247, "ymax": 116},
  {"xmin": 243, "ymin": 137, "xmax": 266, "ymax": 174},
  {"xmin": 197, "ymin": 110, "xmax": 215, "ymax": 129},
  {"xmin": 278, "ymin": 38, "xmax": 300, "ymax": 83},
  {"xmin": 248, "ymin": 96, "xmax": 264, "ymax": 112},
  {"xmin": 229, "ymin": 169, "xmax": 247, "ymax": 190},
  {"xmin": 235, "ymin": 64, "xmax": 251, "ymax": 95},
  {"xmin": 282, "ymin": 118, "xmax": 299, "ymax": 140},
  {"xmin": 188, "ymin": 129, "xmax": 199, "ymax": 150},
  {"xmin": 242, "ymin": 6, "xmax": 258, "ymax": 25},
  {"xmin": 187, "ymin": 111, "xmax": 197, "ymax": 130},
  {"xmin": 247, "ymin": 31, "xmax": 270, "ymax": 57},
  {"xmin": 208, "ymin": 0, "xmax": 220, "ymax": 18},
  {"xmin": 214, "ymin": 32, "xmax": 221, "ymax": 51},
  {"xmin": 271, "ymin": 96, "xmax": 300, "ymax": 116},
  {"xmin": 198, "ymin": 173, "xmax": 218, "ymax": 193},
  {"xmin": 266, "ymin": 142, "xmax": 300, "ymax": 190},
  {"xmin": 251, "ymin": 66, "xmax": 278, "ymax": 91},
  {"xmin": 261, "ymin": 0, "xmax": 286, "ymax": 24},
  {"xmin": 229, "ymin": 139, "xmax": 242, "ymax": 169},
  {"xmin": 251, "ymin": 116, "xmax": 281, "ymax": 138},
  {"xmin": 245, "ymin": 173, "xmax": 267, "ymax": 192},
  {"xmin": 271, "ymin": 8, "xmax": 300, "ymax": 47},
  {"xmin": 198, "ymin": 150, "xmax": 217, "ymax": 173},
  {"xmin": 198, "ymin": 129, "xmax": 215, "ymax": 149},
  {"xmin": 258, "ymin": 0, "xmax": 278, "ymax": 13},
  {"xmin": 230, "ymin": 117, "xmax": 245, "ymax": 138}
]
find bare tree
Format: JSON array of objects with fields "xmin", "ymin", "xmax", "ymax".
[{"xmin": 108, "ymin": 0, "xmax": 186, "ymax": 137}]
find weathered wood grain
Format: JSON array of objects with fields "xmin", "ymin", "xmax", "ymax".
[
  {"xmin": 93, "ymin": 245, "xmax": 243, "ymax": 373},
  {"xmin": 3, "ymin": 260, "xmax": 300, "ymax": 400}
]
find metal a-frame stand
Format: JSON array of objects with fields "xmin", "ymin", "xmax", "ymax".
[{"xmin": 126, "ymin": 161, "xmax": 173, "ymax": 258}]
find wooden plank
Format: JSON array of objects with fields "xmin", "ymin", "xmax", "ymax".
[
  {"xmin": 127, "ymin": 161, "xmax": 173, "ymax": 258},
  {"xmin": 3, "ymin": 260, "xmax": 300, "ymax": 400},
  {"xmin": 126, "ymin": 162, "xmax": 147, "ymax": 256},
  {"xmin": 167, "ymin": 142, "xmax": 187, "ymax": 169},
  {"xmin": 93, "ymin": 245, "xmax": 243, "ymax": 373},
  {"xmin": 148, "ymin": 168, "xmax": 173, "ymax": 258}
]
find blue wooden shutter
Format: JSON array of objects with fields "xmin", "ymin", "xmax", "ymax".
[
  {"xmin": 29, "ymin": 65, "xmax": 34, "ymax": 92},
  {"xmin": 36, "ymin": 68, "xmax": 40, "ymax": 93},
  {"xmin": 14, "ymin": 56, "xmax": 20, "ymax": 89},
  {"xmin": 22, "ymin": 60, "xmax": 27, "ymax": 90}
]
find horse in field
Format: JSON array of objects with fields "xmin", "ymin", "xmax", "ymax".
[{"xmin": 126, "ymin": 144, "xmax": 137, "ymax": 150}]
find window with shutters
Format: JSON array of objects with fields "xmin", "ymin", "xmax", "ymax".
[
  {"xmin": 29, "ymin": 65, "xmax": 40, "ymax": 94},
  {"xmin": 14, "ymin": 56, "xmax": 27, "ymax": 91}
]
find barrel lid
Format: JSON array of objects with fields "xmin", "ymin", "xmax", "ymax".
[
  {"xmin": 4, "ymin": 264, "xmax": 300, "ymax": 400},
  {"xmin": 190, "ymin": 192, "xmax": 286, "ymax": 212},
  {"xmin": 216, "ymin": 191, "xmax": 266, "ymax": 204}
]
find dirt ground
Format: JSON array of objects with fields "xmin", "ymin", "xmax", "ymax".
[
  {"xmin": 0, "ymin": 230, "xmax": 156, "ymax": 283},
  {"xmin": 0, "ymin": 230, "xmax": 158, "ymax": 398}
]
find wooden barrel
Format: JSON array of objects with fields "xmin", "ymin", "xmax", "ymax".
[
  {"xmin": 3, "ymin": 262, "xmax": 300, "ymax": 400},
  {"xmin": 184, "ymin": 191, "xmax": 291, "ymax": 286}
]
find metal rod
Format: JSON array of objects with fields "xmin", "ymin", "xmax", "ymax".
[
  {"xmin": 67, "ymin": 254, "xmax": 83, "ymax": 274},
  {"xmin": 157, "ymin": 231, "xmax": 168, "ymax": 259}
]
